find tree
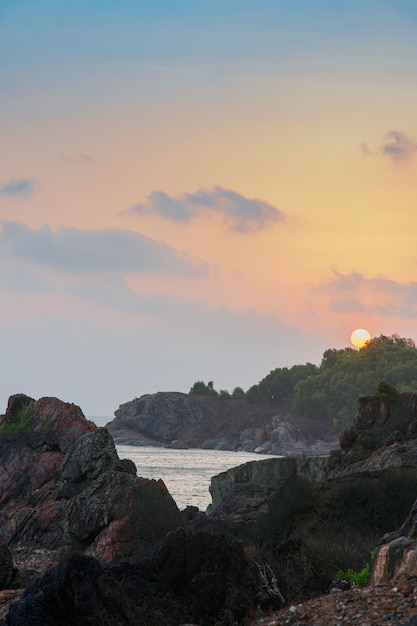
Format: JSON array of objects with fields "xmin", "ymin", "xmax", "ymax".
[{"xmin": 189, "ymin": 381, "xmax": 218, "ymax": 396}]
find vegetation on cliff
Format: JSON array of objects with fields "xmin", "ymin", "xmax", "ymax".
[{"xmin": 191, "ymin": 334, "xmax": 417, "ymax": 428}]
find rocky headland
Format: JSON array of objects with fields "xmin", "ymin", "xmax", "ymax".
[
  {"xmin": 108, "ymin": 391, "xmax": 338, "ymax": 455},
  {"xmin": 2, "ymin": 390, "xmax": 417, "ymax": 623}
]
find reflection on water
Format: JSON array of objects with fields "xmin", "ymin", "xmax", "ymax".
[{"xmin": 116, "ymin": 445, "xmax": 277, "ymax": 511}]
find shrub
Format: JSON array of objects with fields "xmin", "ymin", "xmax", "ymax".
[
  {"xmin": 0, "ymin": 405, "xmax": 32, "ymax": 439},
  {"xmin": 337, "ymin": 553, "xmax": 374, "ymax": 586}
]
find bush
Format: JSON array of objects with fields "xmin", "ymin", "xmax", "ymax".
[
  {"xmin": 0, "ymin": 405, "xmax": 32, "ymax": 439},
  {"xmin": 337, "ymin": 554, "xmax": 374, "ymax": 586}
]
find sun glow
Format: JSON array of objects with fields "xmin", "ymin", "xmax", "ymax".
[{"xmin": 350, "ymin": 328, "xmax": 371, "ymax": 349}]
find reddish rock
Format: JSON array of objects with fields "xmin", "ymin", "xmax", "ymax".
[{"xmin": 0, "ymin": 394, "xmax": 184, "ymax": 567}]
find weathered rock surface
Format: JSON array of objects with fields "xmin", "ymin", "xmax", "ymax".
[
  {"xmin": 0, "ymin": 394, "xmax": 184, "ymax": 566},
  {"xmin": 5, "ymin": 528, "xmax": 257, "ymax": 626},
  {"xmin": 0, "ymin": 544, "xmax": 13, "ymax": 592},
  {"xmin": 337, "ymin": 391, "xmax": 417, "ymax": 466},
  {"xmin": 108, "ymin": 391, "xmax": 338, "ymax": 454},
  {"xmin": 205, "ymin": 391, "xmax": 417, "ymax": 609},
  {"xmin": 210, "ymin": 392, "xmax": 417, "ymax": 519}
]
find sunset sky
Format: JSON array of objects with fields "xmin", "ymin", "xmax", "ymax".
[{"xmin": 1, "ymin": 0, "xmax": 417, "ymax": 416}]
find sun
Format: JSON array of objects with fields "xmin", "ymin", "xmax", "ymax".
[{"xmin": 350, "ymin": 328, "xmax": 371, "ymax": 349}]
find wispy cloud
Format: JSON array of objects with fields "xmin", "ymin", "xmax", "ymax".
[
  {"xmin": 322, "ymin": 270, "xmax": 417, "ymax": 317},
  {"xmin": 380, "ymin": 131, "xmax": 417, "ymax": 162},
  {"xmin": 0, "ymin": 221, "xmax": 208, "ymax": 278},
  {"xmin": 0, "ymin": 179, "xmax": 36, "ymax": 197},
  {"xmin": 361, "ymin": 131, "xmax": 417, "ymax": 163},
  {"xmin": 122, "ymin": 186, "xmax": 286, "ymax": 233}
]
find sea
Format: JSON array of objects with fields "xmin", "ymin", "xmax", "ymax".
[
  {"xmin": 116, "ymin": 444, "xmax": 276, "ymax": 511},
  {"xmin": 90, "ymin": 416, "xmax": 276, "ymax": 511}
]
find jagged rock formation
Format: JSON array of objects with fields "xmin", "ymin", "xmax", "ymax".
[
  {"xmin": 209, "ymin": 392, "xmax": 417, "ymax": 518},
  {"xmin": 108, "ymin": 391, "xmax": 337, "ymax": 454},
  {"xmin": 203, "ymin": 392, "xmax": 417, "ymax": 606},
  {"xmin": 4, "ymin": 528, "xmax": 258, "ymax": 626},
  {"xmin": 0, "ymin": 394, "xmax": 184, "ymax": 565}
]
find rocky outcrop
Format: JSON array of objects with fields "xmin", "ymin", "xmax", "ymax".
[
  {"xmin": 5, "ymin": 528, "xmax": 258, "ymax": 625},
  {"xmin": 371, "ymin": 495, "xmax": 417, "ymax": 585},
  {"xmin": 209, "ymin": 455, "xmax": 331, "ymax": 511},
  {"xmin": 0, "ymin": 394, "xmax": 184, "ymax": 566},
  {"xmin": 209, "ymin": 392, "xmax": 417, "ymax": 519},
  {"xmin": 338, "ymin": 391, "xmax": 417, "ymax": 466},
  {"xmin": 109, "ymin": 392, "xmax": 338, "ymax": 454}
]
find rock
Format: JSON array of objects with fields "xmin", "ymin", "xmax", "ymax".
[
  {"xmin": 108, "ymin": 391, "xmax": 335, "ymax": 453},
  {"xmin": 371, "ymin": 494, "xmax": 417, "ymax": 585},
  {"xmin": 0, "ymin": 394, "xmax": 184, "ymax": 565},
  {"xmin": 215, "ymin": 441, "xmax": 234, "ymax": 451},
  {"xmin": 0, "ymin": 543, "xmax": 13, "ymax": 591},
  {"xmin": 201, "ymin": 438, "xmax": 219, "ymax": 449},
  {"xmin": 5, "ymin": 529, "xmax": 258, "ymax": 625},
  {"xmin": 255, "ymin": 441, "xmax": 272, "ymax": 454},
  {"xmin": 337, "ymin": 392, "xmax": 417, "ymax": 467},
  {"xmin": 211, "ymin": 482, "xmax": 273, "ymax": 522},
  {"xmin": 210, "ymin": 457, "xmax": 298, "ymax": 509},
  {"xmin": 166, "ymin": 440, "xmax": 190, "ymax": 449},
  {"xmin": 112, "ymin": 392, "xmax": 216, "ymax": 446}
]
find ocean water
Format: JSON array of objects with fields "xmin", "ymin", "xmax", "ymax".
[
  {"xmin": 116, "ymin": 444, "xmax": 276, "ymax": 511},
  {"xmin": 89, "ymin": 416, "xmax": 277, "ymax": 511}
]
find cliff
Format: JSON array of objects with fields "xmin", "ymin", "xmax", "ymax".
[
  {"xmin": 210, "ymin": 391, "xmax": 417, "ymax": 509},
  {"xmin": 108, "ymin": 391, "xmax": 338, "ymax": 454},
  {"xmin": 0, "ymin": 394, "xmax": 184, "ymax": 570}
]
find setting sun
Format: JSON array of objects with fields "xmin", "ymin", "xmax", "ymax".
[{"xmin": 350, "ymin": 328, "xmax": 371, "ymax": 349}]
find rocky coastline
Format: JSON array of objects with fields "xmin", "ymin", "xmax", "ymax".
[
  {"xmin": 108, "ymin": 391, "xmax": 339, "ymax": 456},
  {"xmin": 1, "ymin": 390, "xmax": 417, "ymax": 623}
]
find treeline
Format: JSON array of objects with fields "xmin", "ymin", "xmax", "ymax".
[{"xmin": 189, "ymin": 334, "xmax": 417, "ymax": 427}]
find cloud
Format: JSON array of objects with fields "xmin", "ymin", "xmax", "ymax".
[
  {"xmin": 0, "ymin": 179, "xmax": 36, "ymax": 197},
  {"xmin": 360, "ymin": 131, "xmax": 417, "ymax": 163},
  {"xmin": 379, "ymin": 131, "xmax": 417, "ymax": 162},
  {"xmin": 0, "ymin": 221, "xmax": 208, "ymax": 278},
  {"xmin": 123, "ymin": 186, "xmax": 286, "ymax": 233},
  {"xmin": 322, "ymin": 270, "xmax": 417, "ymax": 317}
]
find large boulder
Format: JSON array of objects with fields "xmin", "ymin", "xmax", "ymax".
[
  {"xmin": 5, "ymin": 529, "xmax": 258, "ymax": 625},
  {"xmin": 0, "ymin": 394, "xmax": 184, "ymax": 565}
]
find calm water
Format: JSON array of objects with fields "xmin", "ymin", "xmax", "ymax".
[{"xmin": 116, "ymin": 444, "xmax": 276, "ymax": 511}]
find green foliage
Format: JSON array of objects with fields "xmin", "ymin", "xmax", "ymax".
[
  {"xmin": 376, "ymin": 380, "xmax": 398, "ymax": 398},
  {"xmin": 248, "ymin": 334, "xmax": 417, "ymax": 426},
  {"xmin": 337, "ymin": 553, "xmax": 374, "ymax": 586},
  {"xmin": 231, "ymin": 386, "xmax": 245, "ymax": 398},
  {"xmin": 189, "ymin": 380, "xmax": 218, "ymax": 396},
  {"xmin": 0, "ymin": 405, "xmax": 32, "ymax": 438}
]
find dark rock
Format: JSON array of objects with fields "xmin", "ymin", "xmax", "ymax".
[
  {"xmin": 337, "ymin": 392, "xmax": 417, "ymax": 466},
  {"xmin": 166, "ymin": 440, "xmax": 190, "ymax": 449},
  {"xmin": 215, "ymin": 441, "xmax": 234, "ymax": 451},
  {"xmin": 0, "ymin": 394, "xmax": 184, "ymax": 565},
  {"xmin": 211, "ymin": 482, "xmax": 273, "ymax": 522},
  {"xmin": 5, "ymin": 529, "xmax": 258, "ymax": 625},
  {"xmin": 0, "ymin": 543, "xmax": 14, "ymax": 591},
  {"xmin": 201, "ymin": 438, "xmax": 219, "ymax": 449},
  {"xmin": 109, "ymin": 391, "xmax": 338, "ymax": 453}
]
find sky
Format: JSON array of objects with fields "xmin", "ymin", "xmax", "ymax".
[{"xmin": 1, "ymin": 0, "xmax": 417, "ymax": 416}]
